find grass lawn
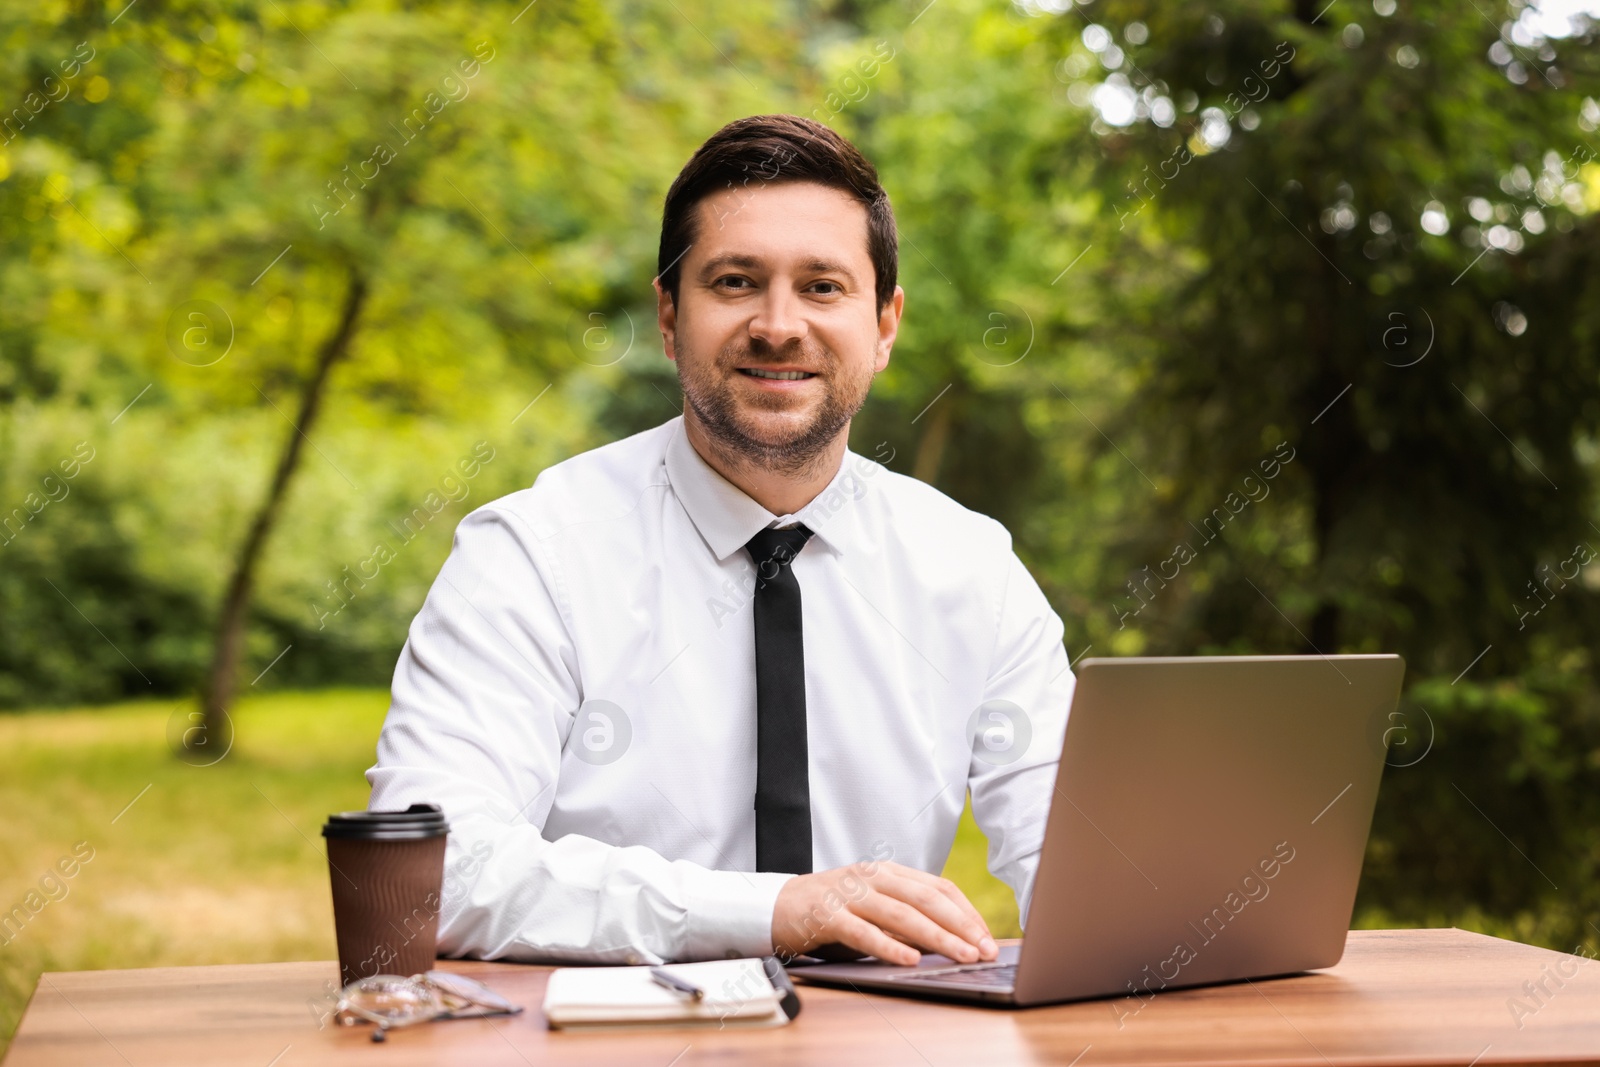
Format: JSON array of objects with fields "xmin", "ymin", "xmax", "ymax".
[{"xmin": 0, "ymin": 688, "xmax": 1019, "ymax": 1058}]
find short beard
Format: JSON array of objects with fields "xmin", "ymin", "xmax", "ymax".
[{"xmin": 677, "ymin": 336, "xmax": 872, "ymax": 479}]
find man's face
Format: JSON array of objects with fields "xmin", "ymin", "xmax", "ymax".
[{"xmin": 655, "ymin": 180, "xmax": 903, "ymax": 473}]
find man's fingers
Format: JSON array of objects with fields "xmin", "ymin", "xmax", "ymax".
[
  {"xmin": 854, "ymin": 892, "xmax": 982, "ymax": 964},
  {"xmin": 891, "ymin": 866, "xmax": 996, "ymax": 949},
  {"xmin": 934, "ymin": 876, "xmax": 996, "ymax": 951},
  {"xmin": 874, "ymin": 871, "xmax": 996, "ymax": 959},
  {"xmin": 864, "ymin": 863, "xmax": 995, "ymax": 958},
  {"xmin": 891, "ymin": 865, "xmax": 994, "ymax": 936},
  {"xmin": 771, "ymin": 863, "xmax": 997, "ymax": 968},
  {"xmin": 832, "ymin": 911, "xmax": 920, "ymax": 966}
]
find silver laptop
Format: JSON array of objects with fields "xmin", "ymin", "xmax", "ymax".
[{"xmin": 790, "ymin": 654, "xmax": 1406, "ymax": 1006}]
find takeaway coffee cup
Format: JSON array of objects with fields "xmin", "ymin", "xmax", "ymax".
[{"xmin": 321, "ymin": 803, "xmax": 450, "ymax": 987}]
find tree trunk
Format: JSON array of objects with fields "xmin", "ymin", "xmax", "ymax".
[
  {"xmin": 1305, "ymin": 259, "xmax": 1348, "ymax": 656},
  {"xmin": 193, "ymin": 270, "xmax": 368, "ymax": 750}
]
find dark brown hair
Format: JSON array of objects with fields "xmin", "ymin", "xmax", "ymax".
[{"xmin": 656, "ymin": 114, "xmax": 898, "ymax": 314}]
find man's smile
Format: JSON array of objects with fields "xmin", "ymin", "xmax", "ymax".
[{"xmin": 737, "ymin": 367, "xmax": 820, "ymax": 383}]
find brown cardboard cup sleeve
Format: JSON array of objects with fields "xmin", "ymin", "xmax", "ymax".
[{"xmin": 321, "ymin": 804, "xmax": 450, "ymax": 987}]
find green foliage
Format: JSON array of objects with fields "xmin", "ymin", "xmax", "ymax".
[
  {"xmin": 1031, "ymin": 0, "xmax": 1600, "ymax": 947},
  {"xmin": 0, "ymin": 0, "xmax": 817, "ymax": 702},
  {"xmin": 3, "ymin": 0, "xmax": 1600, "ymax": 962}
]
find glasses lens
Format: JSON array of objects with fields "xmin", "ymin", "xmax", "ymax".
[{"xmin": 338, "ymin": 975, "xmax": 444, "ymax": 1028}]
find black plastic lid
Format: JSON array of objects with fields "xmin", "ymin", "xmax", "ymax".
[{"xmin": 322, "ymin": 803, "xmax": 450, "ymax": 840}]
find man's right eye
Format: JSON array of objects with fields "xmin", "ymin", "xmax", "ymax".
[{"xmin": 714, "ymin": 275, "xmax": 754, "ymax": 290}]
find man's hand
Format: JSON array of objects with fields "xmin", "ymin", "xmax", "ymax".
[{"xmin": 770, "ymin": 859, "xmax": 998, "ymax": 966}]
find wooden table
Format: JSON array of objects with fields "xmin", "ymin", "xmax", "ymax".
[{"xmin": 6, "ymin": 930, "xmax": 1600, "ymax": 1066}]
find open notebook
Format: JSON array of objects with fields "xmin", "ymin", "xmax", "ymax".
[{"xmin": 542, "ymin": 957, "xmax": 801, "ymax": 1031}]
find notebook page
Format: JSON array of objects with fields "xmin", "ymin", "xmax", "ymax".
[{"xmin": 543, "ymin": 958, "xmax": 783, "ymax": 1025}]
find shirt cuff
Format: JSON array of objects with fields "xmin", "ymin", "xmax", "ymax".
[{"xmin": 679, "ymin": 865, "xmax": 796, "ymax": 960}]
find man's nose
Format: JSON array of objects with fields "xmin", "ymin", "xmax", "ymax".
[{"xmin": 747, "ymin": 286, "xmax": 809, "ymax": 350}]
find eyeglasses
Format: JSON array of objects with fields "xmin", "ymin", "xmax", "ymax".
[{"xmin": 337, "ymin": 971, "xmax": 523, "ymax": 1041}]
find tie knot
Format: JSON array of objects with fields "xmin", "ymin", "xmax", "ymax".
[{"xmin": 745, "ymin": 525, "xmax": 813, "ymax": 571}]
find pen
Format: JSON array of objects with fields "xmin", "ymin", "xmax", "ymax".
[
  {"xmin": 761, "ymin": 957, "xmax": 803, "ymax": 1020},
  {"xmin": 650, "ymin": 967, "xmax": 706, "ymax": 1001}
]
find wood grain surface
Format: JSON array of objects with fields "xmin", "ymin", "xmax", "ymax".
[{"xmin": 6, "ymin": 929, "xmax": 1599, "ymax": 1066}]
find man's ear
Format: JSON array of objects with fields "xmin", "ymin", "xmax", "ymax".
[
  {"xmin": 874, "ymin": 285, "xmax": 905, "ymax": 374},
  {"xmin": 653, "ymin": 277, "xmax": 678, "ymax": 362}
]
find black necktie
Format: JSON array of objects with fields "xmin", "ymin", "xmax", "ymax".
[{"xmin": 745, "ymin": 524, "xmax": 815, "ymax": 874}]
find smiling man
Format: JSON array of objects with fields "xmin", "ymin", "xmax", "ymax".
[{"xmin": 367, "ymin": 115, "xmax": 1074, "ymax": 967}]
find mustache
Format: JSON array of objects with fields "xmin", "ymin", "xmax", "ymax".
[{"xmin": 718, "ymin": 337, "xmax": 834, "ymax": 370}]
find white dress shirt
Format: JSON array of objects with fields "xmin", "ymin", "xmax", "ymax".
[{"xmin": 367, "ymin": 416, "xmax": 1074, "ymax": 965}]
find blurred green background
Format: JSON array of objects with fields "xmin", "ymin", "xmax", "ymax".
[{"xmin": 4, "ymin": 0, "xmax": 1600, "ymax": 1053}]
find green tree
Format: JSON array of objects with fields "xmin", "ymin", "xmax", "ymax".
[
  {"xmin": 1, "ymin": 0, "xmax": 820, "ymax": 731},
  {"xmin": 1044, "ymin": 0, "xmax": 1600, "ymax": 943}
]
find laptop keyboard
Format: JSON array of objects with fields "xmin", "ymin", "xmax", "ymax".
[{"xmin": 886, "ymin": 962, "xmax": 1017, "ymax": 988}]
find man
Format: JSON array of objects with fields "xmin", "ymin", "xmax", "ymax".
[{"xmin": 367, "ymin": 114, "xmax": 1073, "ymax": 967}]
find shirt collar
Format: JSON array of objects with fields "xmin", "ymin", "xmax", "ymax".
[{"xmin": 664, "ymin": 416, "xmax": 862, "ymax": 562}]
